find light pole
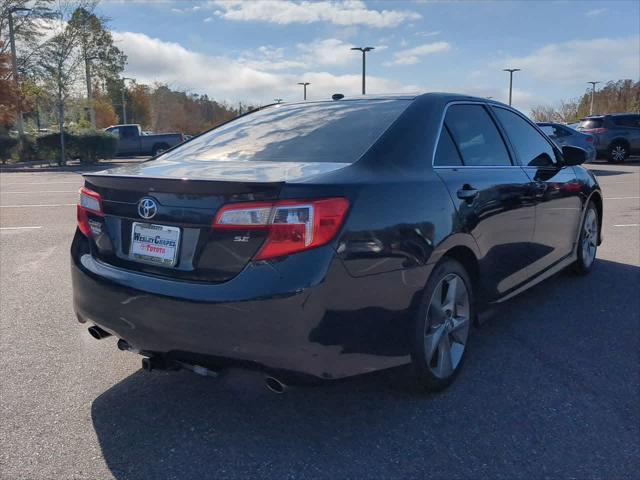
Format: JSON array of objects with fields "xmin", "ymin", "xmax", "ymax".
[
  {"xmin": 298, "ymin": 82, "xmax": 310, "ymax": 100},
  {"xmin": 351, "ymin": 47, "xmax": 374, "ymax": 95},
  {"xmin": 8, "ymin": 7, "xmax": 32, "ymax": 139},
  {"xmin": 587, "ymin": 81, "xmax": 601, "ymax": 115},
  {"xmin": 502, "ymin": 68, "xmax": 521, "ymax": 106},
  {"xmin": 121, "ymin": 77, "xmax": 134, "ymax": 124}
]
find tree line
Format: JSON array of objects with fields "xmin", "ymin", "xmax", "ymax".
[
  {"xmin": 530, "ymin": 80, "xmax": 640, "ymax": 123},
  {"xmin": 1, "ymin": 0, "xmax": 244, "ymax": 149}
]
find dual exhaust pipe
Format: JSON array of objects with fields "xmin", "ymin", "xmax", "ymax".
[{"xmin": 88, "ymin": 325, "xmax": 289, "ymax": 393}]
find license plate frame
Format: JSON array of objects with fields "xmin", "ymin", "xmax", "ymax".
[{"xmin": 130, "ymin": 222, "xmax": 181, "ymax": 268}]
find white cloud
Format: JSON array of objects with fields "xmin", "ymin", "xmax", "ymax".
[
  {"xmin": 494, "ymin": 36, "xmax": 640, "ymax": 84},
  {"xmin": 112, "ymin": 31, "xmax": 420, "ymax": 103},
  {"xmin": 209, "ymin": 0, "xmax": 421, "ymax": 28},
  {"xmin": 384, "ymin": 41, "xmax": 451, "ymax": 66},
  {"xmin": 585, "ymin": 8, "xmax": 607, "ymax": 17},
  {"xmin": 415, "ymin": 30, "xmax": 441, "ymax": 37},
  {"xmin": 297, "ymin": 38, "xmax": 357, "ymax": 66}
]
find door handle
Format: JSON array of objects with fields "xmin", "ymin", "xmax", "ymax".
[{"xmin": 457, "ymin": 185, "xmax": 479, "ymax": 201}]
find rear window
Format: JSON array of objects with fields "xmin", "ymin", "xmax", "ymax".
[
  {"xmin": 579, "ymin": 118, "xmax": 603, "ymax": 129},
  {"xmin": 159, "ymin": 100, "xmax": 410, "ymax": 164}
]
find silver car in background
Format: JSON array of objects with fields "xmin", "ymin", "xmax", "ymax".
[{"xmin": 537, "ymin": 122, "xmax": 597, "ymax": 163}]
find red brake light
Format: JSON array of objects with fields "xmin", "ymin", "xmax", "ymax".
[
  {"xmin": 585, "ymin": 136, "xmax": 594, "ymax": 143},
  {"xmin": 213, "ymin": 198, "xmax": 349, "ymax": 260},
  {"xmin": 77, "ymin": 186, "xmax": 103, "ymax": 237},
  {"xmin": 583, "ymin": 127, "xmax": 607, "ymax": 134}
]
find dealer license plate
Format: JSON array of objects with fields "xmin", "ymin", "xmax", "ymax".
[{"xmin": 130, "ymin": 222, "xmax": 180, "ymax": 267}]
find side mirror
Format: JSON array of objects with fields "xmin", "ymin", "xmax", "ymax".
[{"xmin": 562, "ymin": 145, "xmax": 587, "ymax": 166}]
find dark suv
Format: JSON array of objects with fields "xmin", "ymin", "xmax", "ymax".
[{"xmin": 577, "ymin": 113, "xmax": 640, "ymax": 162}]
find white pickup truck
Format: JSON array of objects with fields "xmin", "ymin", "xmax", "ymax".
[{"xmin": 105, "ymin": 124, "xmax": 185, "ymax": 157}]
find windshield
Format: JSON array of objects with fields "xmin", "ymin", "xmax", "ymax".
[{"xmin": 158, "ymin": 99, "xmax": 410, "ymax": 164}]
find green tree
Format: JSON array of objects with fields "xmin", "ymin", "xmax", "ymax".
[{"xmin": 67, "ymin": 5, "xmax": 126, "ymax": 129}]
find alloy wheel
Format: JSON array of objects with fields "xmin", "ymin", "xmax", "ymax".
[
  {"xmin": 581, "ymin": 209, "xmax": 598, "ymax": 267},
  {"xmin": 424, "ymin": 273, "xmax": 470, "ymax": 379},
  {"xmin": 611, "ymin": 145, "xmax": 626, "ymax": 162}
]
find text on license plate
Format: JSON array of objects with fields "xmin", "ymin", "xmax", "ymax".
[{"xmin": 130, "ymin": 222, "xmax": 180, "ymax": 267}]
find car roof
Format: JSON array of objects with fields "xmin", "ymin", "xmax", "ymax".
[{"xmin": 280, "ymin": 92, "xmax": 510, "ymax": 108}]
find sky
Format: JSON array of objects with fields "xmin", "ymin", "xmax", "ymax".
[{"xmin": 98, "ymin": 0, "xmax": 640, "ymax": 112}]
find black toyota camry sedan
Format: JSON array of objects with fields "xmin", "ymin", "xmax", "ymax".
[{"xmin": 72, "ymin": 93, "xmax": 603, "ymax": 391}]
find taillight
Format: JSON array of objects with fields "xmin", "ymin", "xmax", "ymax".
[
  {"xmin": 213, "ymin": 198, "xmax": 349, "ymax": 260},
  {"xmin": 585, "ymin": 135, "xmax": 594, "ymax": 143},
  {"xmin": 77, "ymin": 186, "xmax": 103, "ymax": 237},
  {"xmin": 583, "ymin": 127, "xmax": 607, "ymax": 134}
]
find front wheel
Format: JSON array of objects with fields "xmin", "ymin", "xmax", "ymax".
[
  {"xmin": 572, "ymin": 202, "xmax": 599, "ymax": 275},
  {"xmin": 411, "ymin": 259, "xmax": 474, "ymax": 392}
]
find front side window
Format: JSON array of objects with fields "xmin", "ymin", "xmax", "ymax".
[
  {"xmin": 493, "ymin": 107, "xmax": 557, "ymax": 167},
  {"xmin": 444, "ymin": 104, "xmax": 512, "ymax": 166}
]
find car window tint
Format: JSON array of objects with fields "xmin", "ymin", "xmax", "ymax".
[
  {"xmin": 157, "ymin": 100, "xmax": 410, "ymax": 164},
  {"xmin": 493, "ymin": 107, "xmax": 557, "ymax": 167},
  {"xmin": 434, "ymin": 126, "xmax": 463, "ymax": 166},
  {"xmin": 613, "ymin": 115, "xmax": 640, "ymax": 127},
  {"xmin": 107, "ymin": 127, "xmax": 119, "ymax": 136},
  {"xmin": 121, "ymin": 126, "xmax": 137, "ymax": 138},
  {"xmin": 444, "ymin": 104, "xmax": 511, "ymax": 166}
]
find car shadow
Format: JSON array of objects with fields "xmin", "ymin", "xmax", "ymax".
[{"xmin": 91, "ymin": 259, "xmax": 639, "ymax": 479}]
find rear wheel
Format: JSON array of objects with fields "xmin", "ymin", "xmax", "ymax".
[
  {"xmin": 607, "ymin": 141, "xmax": 628, "ymax": 163},
  {"xmin": 572, "ymin": 202, "xmax": 599, "ymax": 275},
  {"xmin": 411, "ymin": 259, "xmax": 473, "ymax": 392},
  {"xmin": 152, "ymin": 143, "xmax": 170, "ymax": 157}
]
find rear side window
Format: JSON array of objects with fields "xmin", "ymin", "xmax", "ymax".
[
  {"xmin": 444, "ymin": 104, "xmax": 512, "ymax": 166},
  {"xmin": 434, "ymin": 127, "xmax": 463, "ymax": 166},
  {"xmin": 157, "ymin": 100, "xmax": 410, "ymax": 164},
  {"xmin": 493, "ymin": 107, "xmax": 557, "ymax": 167},
  {"xmin": 579, "ymin": 118, "xmax": 603, "ymax": 129},
  {"xmin": 612, "ymin": 115, "xmax": 640, "ymax": 127}
]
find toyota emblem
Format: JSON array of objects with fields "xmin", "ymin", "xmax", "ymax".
[{"xmin": 138, "ymin": 198, "xmax": 158, "ymax": 219}]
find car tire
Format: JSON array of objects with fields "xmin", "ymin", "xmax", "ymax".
[
  {"xmin": 572, "ymin": 201, "xmax": 599, "ymax": 275},
  {"xmin": 411, "ymin": 258, "xmax": 474, "ymax": 392},
  {"xmin": 607, "ymin": 141, "xmax": 628, "ymax": 163},
  {"xmin": 152, "ymin": 143, "xmax": 169, "ymax": 157}
]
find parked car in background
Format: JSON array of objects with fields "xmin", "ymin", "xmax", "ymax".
[
  {"xmin": 105, "ymin": 124, "xmax": 185, "ymax": 157},
  {"xmin": 577, "ymin": 114, "xmax": 640, "ymax": 162},
  {"xmin": 538, "ymin": 122, "xmax": 596, "ymax": 163},
  {"xmin": 73, "ymin": 94, "xmax": 602, "ymax": 392}
]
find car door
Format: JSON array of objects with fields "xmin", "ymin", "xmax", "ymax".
[
  {"xmin": 433, "ymin": 103, "xmax": 536, "ymax": 299},
  {"xmin": 617, "ymin": 115, "xmax": 640, "ymax": 151},
  {"xmin": 118, "ymin": 126, "xmax": 141, "ymax": 156},
  {"xmin": 492, "ymin": 106, "xmax": 582, "ymax": 276}
]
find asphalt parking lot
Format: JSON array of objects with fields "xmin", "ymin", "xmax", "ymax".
[{"xmin": 1, "ymin": 160, "xmax": 638, "ymax": 480}]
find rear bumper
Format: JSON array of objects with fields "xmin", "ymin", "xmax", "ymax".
[{"xmin": 72, "ymin": 233, "xmax": 427, "ymax": 379}]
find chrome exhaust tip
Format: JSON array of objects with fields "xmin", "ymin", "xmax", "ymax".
[
  {"xmin": 88, "ymin": 325, "xmax": 111, "ymax": 340},
  {"xmin": 265, "ymin": 376, "xmax": 287, "ymax": 394}
]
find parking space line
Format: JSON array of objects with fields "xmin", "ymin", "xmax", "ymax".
[
  {"xmin": 0, "ymin": 226, "xmax": 43, "ymax": 230},
  {"xmin": 613, "ymin": 224, "xmax": 639, "ymax": 227},
  {"xmin": 0, "ymin": 181, "xmax": 81, "ymax": 186},
  {"xmin": 603, "ymin": 196, "xmax": 640, "ymax": 200},
  {"xmin": 1, "ymin": 191, "xmax": 77, "ymax": 194},
  {"xmin": 0, "ymin": 204, "xmax": 75, "ymax": 208}
]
